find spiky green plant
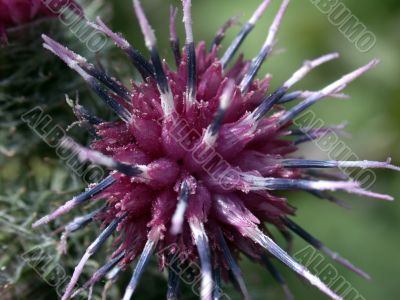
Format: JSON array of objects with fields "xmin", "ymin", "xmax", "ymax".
[
  {"xmin": 0, "ymin": 2, "xmax": 114, "ymax": 299},
  {"xmin": 0, "ymin": 0, "xmax": 112, "ymax": 158}
]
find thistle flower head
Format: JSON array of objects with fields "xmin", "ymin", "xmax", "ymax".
[
  {"xmin": 33, "ymin": 1, "xmax": 399, "ymax": 299},
  {"xmin": 0, "ymin": 0, "xmax": 80, "ymax": 43}
]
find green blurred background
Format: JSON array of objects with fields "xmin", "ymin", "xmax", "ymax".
[{"xmin": 1, "ymin": 0, "xmax": 400, "ymax": 299}]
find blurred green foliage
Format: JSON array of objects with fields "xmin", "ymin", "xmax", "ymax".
[{"xmin": 1, "ymin": 0, "xmax": 399, "ymax": 299}]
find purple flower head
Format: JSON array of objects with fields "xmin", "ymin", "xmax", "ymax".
[
  {"xmin": 33, "ymin": 1, "xmax": 399, "ymax": 299},
  {"xmin": 0, "ymin": 0, "xmax": 81, "ymax": 43}
]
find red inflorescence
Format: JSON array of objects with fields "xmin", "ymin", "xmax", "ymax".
[
  {"xmin": 0, "ymin": 0, "xmax": 80, "ymax": 42},
  {"xmin": 32, "ymin": 0, "xmax": 399, "ymax": 300}
]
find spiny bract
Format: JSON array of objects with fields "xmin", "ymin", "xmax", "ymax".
[{"xmin": 33, "ymin": 1, "xmax": 399, "ymax": 299}]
